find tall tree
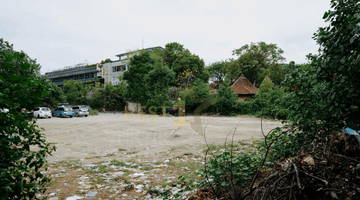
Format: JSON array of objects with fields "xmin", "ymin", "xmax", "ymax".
[
  {"xmin": 38, "ymin": 75, "xmax": 64, "ymax": 107},
  {"xmin": 160, "ymin": 42, "xmax": 209, "ymax": 87},
  {"xmin": 207, "ymin": 61, "xmax": 227, "ymax": 84},
  {"xmin": 123, "ymin": 50, "xmax": 175, "ymax": 111},
  {"xmin": 145, "ymin": 61, "xmax": 175, "ymax": 109},
  {"xmin": 0, "ymin": 39, "xmax": 56, "ymax": 199},
  {"xmin": 123, "ymin": 51, "xmax": 155, "ymax": 105},
  {"xmin": 225, "ymin": 42, "xmax": 285, "ymax": 86}
]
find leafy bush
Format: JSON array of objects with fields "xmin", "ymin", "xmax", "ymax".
[
  {"xmin": 201, "ymin": 151, "xmax": 262, "ymax": 189},
  {"xmin": 89, "ymin": 110, "xmax": 99, "ymax": 115},
  {"xmin": 180, "ymin": 79, "xmax": 214, "ymax": 114}
]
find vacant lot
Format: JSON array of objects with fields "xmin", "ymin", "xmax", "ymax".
[{"xmin": 38, "ymin": 113, "xmax": 282, "ymax": 164}]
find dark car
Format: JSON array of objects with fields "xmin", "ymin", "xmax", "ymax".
[{"xmin": 166, "ymin": 105, "xmax": 179, "ymax": 116}]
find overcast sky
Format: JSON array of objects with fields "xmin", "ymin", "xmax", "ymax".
[{"xmin": 1, "ymin": 0, "xmax": 331, "ymax": 74}]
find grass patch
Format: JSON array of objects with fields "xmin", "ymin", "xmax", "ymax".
[
  {"xmin": 110, "ymin": 160, "xmax": 128, "ymax": 166},
  {"xmin": 118, "ymin": 148, "xmax": 127, "ymax": 151},
  {"xmin": 106, "ymin": 153, "xmax": 115, "ymax": 157},
  {"xmin": 85, "ymin": 156, "xmax": 102, "ymax": 159}
]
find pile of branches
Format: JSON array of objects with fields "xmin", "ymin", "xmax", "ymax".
[{"xmin": 240, "ymin": 131, "xmax": 360, "ymax": 200}]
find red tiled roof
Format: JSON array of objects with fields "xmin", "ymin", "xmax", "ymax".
[{"xmin": 231, "ymin": 77, "xmax": 259, "ymax": 95}]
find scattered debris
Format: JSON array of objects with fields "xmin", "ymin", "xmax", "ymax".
[
  {"xmin": 243, "ymin": 131, "xmax": 360, "ymax": 199},
  {"xmin": 85, "ymin": 191, "xmax": 97, "ymax": 199},
  {"xmin": 66, "ymin": 195, "xmax": 82, "ymax": 200}
]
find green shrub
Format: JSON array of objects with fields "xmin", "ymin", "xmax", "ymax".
[
  {"xmin": 201, "ymin": 151, "xmax": 262, "ymax": 188},
  {"xmin": 89, "ymin": 110, "xmax": 99, "ymax": 115},
  {"xmin": 180, "ymin": 79, "xmax": 214, "ymax": 114}
]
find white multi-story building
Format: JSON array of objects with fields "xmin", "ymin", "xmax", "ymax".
[
  {"xmin": 100, "ymin": 46, "xmax": 163, "ymax": 85},
  {"xmin": 101, "ymin": 60, "xmax": 128, "ymax": 85},
  {"xmin": 46, "ymin": 46, "xmax": 163, "ymax": 86}
]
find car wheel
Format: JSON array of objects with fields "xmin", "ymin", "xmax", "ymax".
[
  {"xmin": 70, "ymin": 115, "xmax": 73, "ymax": 118},
  {"xmin": 38, "ymin": 114, "xmax": 40, "ymax": 118},
  {"xmin": 85, "ymin": 115, "xmax": 88, "ymax": 117},
  {"xmin": 175, "ymin": 111, "xmax": 178, "ymax": 116},
  {"xmin": 48, "ymin": 116, "xmax": 51, "ymax": 119}
]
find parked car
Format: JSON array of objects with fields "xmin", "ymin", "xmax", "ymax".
[
  {"xmin": 33, "ymin": 107, "xmax": 52, "ymax": 118},
  {"xmin": 21, "ymin": 108, "xmax": 34, "ymax": 118},
  {"xmin": 72, "ymin": 105, "xmax": 89, "ymax": 117},
  {"xmin": 166, "ymin": 105, "xmax": 179, "ymax": 116},
  {"xmin": 52, "ymin": 106, "xmax": 74, "ymax": 118}
]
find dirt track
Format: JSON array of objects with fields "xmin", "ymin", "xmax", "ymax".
[{"xmin": 37, "ymin": 113, "xmax": 282, "ymax": 163}]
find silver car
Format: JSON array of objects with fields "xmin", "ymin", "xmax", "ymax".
[{"xmin": 72, "ymin": 105, "xmax": 89, "ymax": 117}]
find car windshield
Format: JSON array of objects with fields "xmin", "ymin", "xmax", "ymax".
[
  {"xmin": 65, "ymin": 107, "xmax": 72, "ymax": 111},
  {"xmin": 41, "ymin": 108, "xmax": 50, "ymax": 111},
  {"xmin": 80, "ymin": 106, "xmax": 87, "ymax": 109}
]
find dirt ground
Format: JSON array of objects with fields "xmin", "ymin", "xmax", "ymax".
[{"xmin": 37, "ymin": 113, "xmax": 282, "ymax": 164}]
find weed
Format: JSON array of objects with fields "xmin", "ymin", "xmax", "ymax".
[
  {"xmin": 110, "ymin": 160, "xmax": 128, "ymax": 166},
  {"xmin": 118, "ymin": 148, "xmax": 127, "ymax": 151},
  {"xmin": 85, "ymin": 156, "xmax": 101, "ymax": 159}
]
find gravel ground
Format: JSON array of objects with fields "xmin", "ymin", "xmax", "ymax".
[
  {"xmin": 37, "ymin": 113, "xmax": 282, "ymax": 164},
  {"xmin": 35, "ymin": 113, "xmax": 282, "ymax": 199}
]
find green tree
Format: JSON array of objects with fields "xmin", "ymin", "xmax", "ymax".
[
  {"xmin": 160, "ymin": 42, "xmax": 209, "ymax": 87},
  {"xmin": 215, "ymin": 78, "xmax": 239, "ymax": 115},
  {"xmin": 38, "ymin": 75, "xmax": 64, "ymax": 107},
  {"xmin": 102, "ymin": 82, "xmax": 127, "ymax": 111},
  {"xmin": 207, "ymin": 61, "xmax": 227, "ymax": 84},
  {"xmin": 123, "ymin": 51, "xmax": 155, "ymax": 105},
  {"xmin": 258, "ymin": 76, "xmax": 274, "ymax": 95},
  {"xmin": 63, "ymin": 80, "xmax": 92, "ymax": 105},
  {"xmin": 0, "ymin": 39, "xmax": 56, "ymax": 199},
  {"xmin": 145, "ymin": 61, "xmax": 175, "ymax": 110},
  {"xmin": 180, "ymin": 79, "xmax": 213, "ymax": 113},
  {"xmin": 225, "ymin": 42, "xmax": 285, "ymax": 86}
]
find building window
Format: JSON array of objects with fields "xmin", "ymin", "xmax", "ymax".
[{"xmin": 112, "ymin": 65, "xmax": 126, "ymax": 72}]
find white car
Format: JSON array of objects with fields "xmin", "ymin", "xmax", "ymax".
[{"xmin": 33, "ymin": 107, "xmax": 52, "ymax": 118}]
